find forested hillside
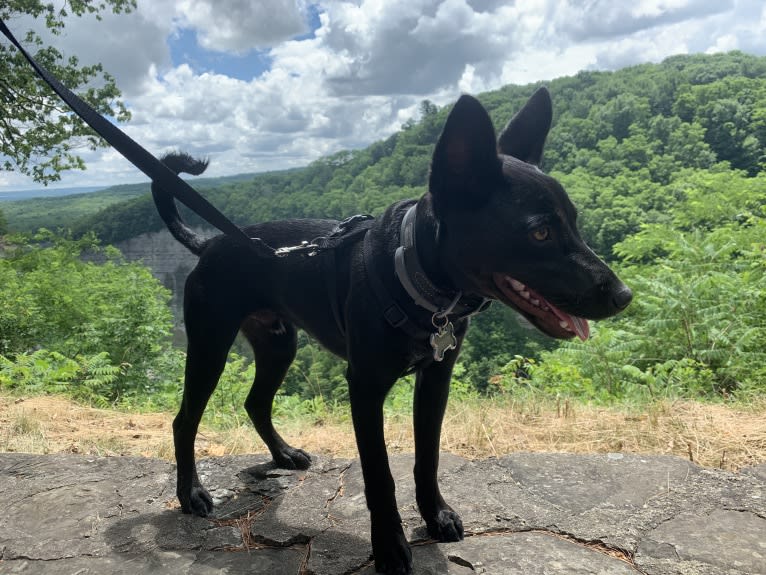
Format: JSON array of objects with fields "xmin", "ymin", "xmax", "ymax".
[
  {"xmin": 1, "ymin": 51, "xmax": 764, "ymax": 409},
  {"xmin": 69, "ymin": 51, "xmax": 766, "ymax": 253}
]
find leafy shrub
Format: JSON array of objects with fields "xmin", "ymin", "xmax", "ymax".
[
  {"xmin": 0, "ymin": 350, "xmax": 122, "ymax": 406},
  {"xmin": 0, "ymin": 232, "xmax": 173, "ymax": 393}
]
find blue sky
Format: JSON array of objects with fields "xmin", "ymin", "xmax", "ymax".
[
  {"xmin": 2, "ymin": 0, "xmax": 766, "ymax": 193},
  {"xmin": 166, "ymin": 4, "xmax": 322, "ymax": 80},
  {"xmin": 168, "ymin": 28, "xmax": 273, "ymax": 80}
]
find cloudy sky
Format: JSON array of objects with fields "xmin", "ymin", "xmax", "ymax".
[{"xmin": 2, "ymin": 0, "xmax": 766, "ymax": 193}]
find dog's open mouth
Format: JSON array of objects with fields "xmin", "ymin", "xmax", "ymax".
[{"xmin": 492, "ymin": 273, "xmax": 589, "ymax": 341}]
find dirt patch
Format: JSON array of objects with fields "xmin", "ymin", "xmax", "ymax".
[{"xmin": 1, "ymin": 394, "xmax": 765, "ymax": 471}]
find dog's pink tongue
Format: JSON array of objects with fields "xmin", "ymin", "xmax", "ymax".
[
  {"xmin": 549, "ymin": 305, "xmax": 590, "ymax": 341},
  {"xmin": 570, "ymin": 316, "xmax": 590, "ymax": 341}
]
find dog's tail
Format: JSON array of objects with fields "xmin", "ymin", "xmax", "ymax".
[{"xmin": 152, "ymin": 152, "xmax": 210, "ymax": 256}]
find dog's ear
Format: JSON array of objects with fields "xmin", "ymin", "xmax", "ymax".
[
  {"xmin": 429, "ymin": 94, "xmax": 502, "ymax": 212},
  {"xmin": 497, "ymin": 87, "xmax": 552, "ymax": 166}
]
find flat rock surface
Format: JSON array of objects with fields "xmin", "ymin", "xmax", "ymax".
[{"xmin": 0, "ymin": 452, "xmax": 764, "ymax": 574}]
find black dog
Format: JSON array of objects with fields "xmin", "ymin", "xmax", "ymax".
[{"xmin": 151, "ymin": 88, "xmax": 631, "ymax": 574}]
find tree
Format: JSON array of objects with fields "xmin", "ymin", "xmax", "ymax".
[{"xmin": 1, "ymin": 0, "xmax": 135, "ymax": 184}]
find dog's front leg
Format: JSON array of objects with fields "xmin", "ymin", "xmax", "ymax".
[
  {"xmin": 347, "ymin": 366, "xmax": 412, "ymax": 575},
  {"xmin": 413, "ymin": 336, "xmax": 465, "ymax": 542}
]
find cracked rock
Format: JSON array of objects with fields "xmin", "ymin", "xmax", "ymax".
[
  {"xmin": 636, "ymin": 509, "xmax": 766, "ymax": 574},
  {"xmin": 1, "ymin": 452, "xmax": 764, "ymax": 574}
]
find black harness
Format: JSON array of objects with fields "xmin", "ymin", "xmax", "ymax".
[{"xmin": 272, "ymin": 204, "xmax": 491, "ymax": 361}]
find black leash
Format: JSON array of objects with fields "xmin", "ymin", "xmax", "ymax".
[{"xmin": 0, "ymin": 19, "xmax": 251, "ymax": 244}]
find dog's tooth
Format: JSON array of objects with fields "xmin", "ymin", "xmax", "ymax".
[{"xmin": 509, "ymin": 278, "xmax": 525, "ymax": 291}]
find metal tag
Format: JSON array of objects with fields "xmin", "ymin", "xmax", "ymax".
[{"xmin": 430, "ymin": 321, "xmax": 457, "ymax": 361}]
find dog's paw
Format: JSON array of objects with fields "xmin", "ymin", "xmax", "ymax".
[
  {"xmin": 180, "ymin": 486, "xmax": 214, "ymax": 517},
  {"xmin": 273, "ymin": 446, "xmax": 312, "ymax": 470},
  {"xmin": 427, "ymin": 508, "xmax": 464, "ymax": 542},
  {"xmin": 373, "ymin": 528, "xmax": 412, "ymax": 575}
]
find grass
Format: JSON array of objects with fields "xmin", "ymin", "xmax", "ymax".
[{"xmin": 2, "ymin": 393, "xmax": 765, "ymax": 471}]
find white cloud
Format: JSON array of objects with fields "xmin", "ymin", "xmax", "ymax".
[
  {"xmin": 2, "ymin": 0, "xmax": 766, "ymax": 193},
  {"xmin": 552, "ymin": 0, "xmax": 733, "ymax": 41},
  {"xmin": 318, "ymin": 0, "xmax": 519, "ymax": 96},
  {"xmin": 175, "ymin": 0, "xmax": 309, "ymax": 52},
  {"xmin": 706, "ymin": 34, "xmax": 739, "ymax": 54}
]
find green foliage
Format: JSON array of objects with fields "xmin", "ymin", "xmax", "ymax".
[
  {"xmin": 382, "ymin": 363, "xmax": 477, "ymax": 416},
  {"xmin": 201, "ymin": 352, "xmax": 256, "ymax": 428},
  {"xmin": 1, "ymin": 0, "xmax": 135, "ymax": 184},
  {"xmin": 0, "ymin": 232, "xmax": 173, "ymax": 396},
  {"xmin": 0, "ymin": 350, "xmax": 122, "ymax": 406},
  {"xmin": 530, "ymin": 329, "xmax": 648, "ymax": 402},
  {"xmin": 513, "ymin": 168, "xmax": 766, "ymax": 402},
  {"xmin": 283, "ymin": 335, "xmax": 348, "ymax": 402},
  {"xmin": 460, "ymin": 304, "xmax": 554, "ymax": 392},
  {"xmin": 271, "ymin": 393, "xmax": 346, "ymax": 425}
]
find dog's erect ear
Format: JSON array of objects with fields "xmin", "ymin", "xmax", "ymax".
[
  {"xmin": 429, "ymin": 94, "xmax": 502, "ymax": 211},
  {"xmin": 497, "ymin": 87, "xmax": 552, "ymax": 166}
]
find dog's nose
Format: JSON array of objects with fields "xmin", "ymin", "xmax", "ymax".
[{"xmin": 612, "ymin": 284, "xmax": 633, "ymax": 310}]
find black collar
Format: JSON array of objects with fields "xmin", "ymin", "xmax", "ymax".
[
  {"xmin": 393, "ymin": 204, "xmax": 490, "ymax": 318},
  {"xmin": 394, "ymin": 204, "xmax": 454, "ymax": 313}
]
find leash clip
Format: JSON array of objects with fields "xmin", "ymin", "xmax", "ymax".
[
  {"xmin": 273, "ymin": 215, "xmax": 374, "ymax": 258},
  {"xmin": 274, "ymin": 241, "xmax": 320, "ymax": 257}
]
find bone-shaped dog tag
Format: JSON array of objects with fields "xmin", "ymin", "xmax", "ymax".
[{"xmin": 430, "ymin": 322, "xmax": 457, "ymax": 361}]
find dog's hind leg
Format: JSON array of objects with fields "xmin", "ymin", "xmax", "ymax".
[
  {"xmin": 174, "ymin": 308, "xmax": 240, "ymax": 517},
  {"xmin": 240, "ymin": 315, "xmax": 311, "ymax": 470}
]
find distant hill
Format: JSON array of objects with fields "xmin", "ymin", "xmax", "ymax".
[
  {"xmin": 0, "ymin": 185, "xmax": 106, "ymax": 202},
  {"xmin": 1, "ymin": 172, "xmax": 262, "ymax": 234}
]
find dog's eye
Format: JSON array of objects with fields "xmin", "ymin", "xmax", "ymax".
[{"xmin": 531, "ymin": 227, "xmax": 550, "ymax": 242}]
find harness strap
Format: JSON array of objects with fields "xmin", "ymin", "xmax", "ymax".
[
  {"xmin": 322, "ymin": 249, "xmax": 345, "ymax": 337},
  {"xmin": 314, "ymin": 215, "xmax": 376, "ymax": 337},
  {"xmin": 363, "ymin": 232, "xmax": 431, "ymax": 340},
  {"xmin": 0, "ymin": 19, "xmax": 251, "ymax": 244}
]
